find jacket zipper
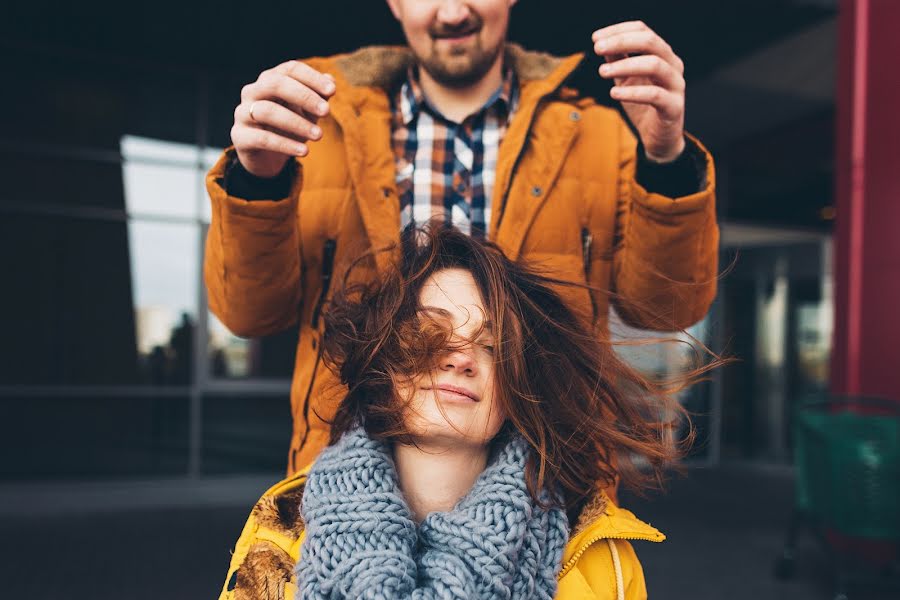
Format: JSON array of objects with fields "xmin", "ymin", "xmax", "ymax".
[
  {"xmin": 297, "ymin": 239, "xmax": 337, "ymax": 462},
  {"xmin": 495, "ymin": 92, "xmax": 552, "ymax": 231},
  {"xmin": 581, "ymin": 228, "xmax": 593, "ymax": 278},
  {"xmin": 310, "ymin": 239, "xmax": 337, "ymax": 329},
  {"xmin": 495, "ymin": 66, "xmax": 579, "ymax": 232},
  {"xmin": 558, "ymin": 531, "xmax": 661, "ymax": 579},
  {"xmin": 581, "ymin": 228, "xmax": 598, "ymax": 322},
  {"xmin": 494, "ymin": 137, "xmax": 531, "ymax": 232}
]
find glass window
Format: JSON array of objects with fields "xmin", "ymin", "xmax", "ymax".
[
  {"xmin": 201, "ymin": 395, "xmax": 292, "ymax": 475},
  {"xmin": 121, "ymin": 135, "xmax": 200, "ymax": 219},
  {"xmin": 128, "ymin": 221, "xmax": 200, "ymax": 384},
  {"xmin": 0, "ymin": 214, "xmax": 202, "ymax": 386},
  {"xmin": 208, "ymin": 315, "xmax": 252, "ymax": 378},
  {"xmin": 0, "ymin": 49, "xmax": 307, "ymax": 480},
  {"xmin": 208, "ymin": 314, "xmax": 299, "ymax": 380},
  {"xmin": 609, "ymin": 306, "xmax": 714, "ymax": 459},
  {"xmin": 0, "ymin": 214, "xmax": 140, "ymax": 385},
  {"xmin": 121, "ymin": 135, "xmax": 199, "ymax": 164},
  {"xmin": 0, "ymin": 395, "xmax": 189, "ymax": 480}
]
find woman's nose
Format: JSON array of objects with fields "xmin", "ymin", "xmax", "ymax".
[{"xmin": 440, "ymin": 348, "xmax": 477, "ymax": 375}]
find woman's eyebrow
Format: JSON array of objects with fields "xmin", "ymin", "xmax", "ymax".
[
  {"xmin": 419, "ymin": 306, "xmax": 453, "ymax": 320},
  {"xmin": 419, "ymin": 306, "xmax": 493, "ymax": 333}
]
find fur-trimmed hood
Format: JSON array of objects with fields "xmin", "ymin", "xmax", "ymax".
[{"xmin": 325, "ymin": 42, "xmax": 582, "ymax": 92}]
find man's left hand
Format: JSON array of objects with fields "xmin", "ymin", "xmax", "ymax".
[{"xmin": 592, "ymin": 21, "xmax": 686, "ymax": 163}]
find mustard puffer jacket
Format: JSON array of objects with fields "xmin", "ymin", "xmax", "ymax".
[
  {"xmin": 218, "ymin": 466, "xmax": 664, "ymax": 600},
  {"xmin": 204, "ymin": 44, "xmax": 719, "ymax": 474}
]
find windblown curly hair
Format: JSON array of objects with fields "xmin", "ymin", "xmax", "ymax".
[{"xmin": 321, "ymin": 223, "xmax": 721, "ymax": 517}]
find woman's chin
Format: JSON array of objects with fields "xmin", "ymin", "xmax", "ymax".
[{"xmin": 407, "ymin": 423, "xmax": 495, "ymax": 449}]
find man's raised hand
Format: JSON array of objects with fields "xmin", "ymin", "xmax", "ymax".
[
  {"xmin": 593, "ymin": 21, "xmax": 687, "ymax": 164},
  {"xmin": 231, "ymin": 60, "xmax": 336, "ymax": 178}
]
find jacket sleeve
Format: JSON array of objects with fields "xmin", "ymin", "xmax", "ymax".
[
  {"xmin": 608, "ymin": 118, "xmax": 719, "ymax": 331},
  {"xmin": 204, "ymin": 147, "xmax": 305, "ymax": 338}
]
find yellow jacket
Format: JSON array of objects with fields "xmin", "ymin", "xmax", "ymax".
[
  {"xmin": 205, "ymin": 44, "xmax": 718, "ymax": 474},
  {"xmin": 218, "ymin": 466, "xmax": 664, "ymax": 600}
]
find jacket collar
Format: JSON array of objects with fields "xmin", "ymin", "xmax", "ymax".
[
  {"xmin": 329, "ymin": 43, "xmax": 582, "ymax": 94},
  {"xmin": 559, "ymin": 491, "xmax": 665, "ymax": 578},
  {"xmin": 327, "ymin": 43, "xmax": 584, "ymax": 134},
  {"xmin": 318, "ymin": 44, "xmax": 585, "ymax": 274}
]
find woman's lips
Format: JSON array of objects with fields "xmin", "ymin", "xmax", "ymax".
[{"xmin": 425, "ymin": 384, "xmax": 480, "ymax": 402}]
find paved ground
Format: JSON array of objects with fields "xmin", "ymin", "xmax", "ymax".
[
  {"xmin": 0, "ymin": 464, "xmax": 895, "ymax": 599},
  {"xmin": 620, "ymin": 465, "xmax": 895, "ymax": 600}
]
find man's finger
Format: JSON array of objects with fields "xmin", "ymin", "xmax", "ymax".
[
  {"xmin": 598, "ymin": 55, "xmax": 684, "ymax": 92},
  {"xmin": 231, "ymin": 124, "xmax": 310, "ymax": 157},
  {"xmin": 258, "ymin": 73, "xmax": 331, "ymax": 118},
  {"xmin": 592, "ymin": 20, "xmax": 651, "ymax": 43},
  {"xmin": 277, "ymin": 60, "xmax": 336, "ymax": 99},
  {"xmin": 237, "ymin": 100, "xmax": 323, "ymax": 143},
  {"xmin": 593, "ymin": 30, "xmax": 680, "ymax": 71},
  {"xmin": 609, "ymin": 85, "xmax": 683, "ymax": 120}
]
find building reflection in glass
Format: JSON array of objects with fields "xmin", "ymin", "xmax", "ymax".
[{"xmin": 122, "ymin": 135, "xmax": 200, "ymax": 385}]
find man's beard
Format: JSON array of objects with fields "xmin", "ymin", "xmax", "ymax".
[{"xmin": 416, "ymin": 15, "xmax": 505, "ymax": 89}]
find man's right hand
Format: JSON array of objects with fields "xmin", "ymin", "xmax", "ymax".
[{"xmin": 231, "ymin": 60, "xmax": 336, "ymax": 178}]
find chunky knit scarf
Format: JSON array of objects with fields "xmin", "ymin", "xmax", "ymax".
[{"xmin": 296, "ymin": 426, "xmax": 570, "ymax": 600}]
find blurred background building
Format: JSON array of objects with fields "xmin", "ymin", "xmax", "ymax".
[{"xmin": 1, "ymin": 1, "xmax": 897, "ymax": 598}]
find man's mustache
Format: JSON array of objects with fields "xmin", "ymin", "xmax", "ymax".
[{"xmin": 429, "ymin": 16, "xmax": 483, "ymax": 39}]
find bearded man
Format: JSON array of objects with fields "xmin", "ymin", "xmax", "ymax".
[{"xmin": 205, "ymin": 0, "xmax": 719, "ymax": 474}]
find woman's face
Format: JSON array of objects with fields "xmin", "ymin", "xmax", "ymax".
[{"xmin": 398, "ymin": 267, "xmax": 505, "ymax": 448}]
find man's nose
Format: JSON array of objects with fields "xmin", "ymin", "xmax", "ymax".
[
  {"xmin": 436, "ymin": 0, "xmax": 471, "ymax": 26},
  {"xmin": 440, "ymin": 348, "xmax": 477, "ymax": 375}
]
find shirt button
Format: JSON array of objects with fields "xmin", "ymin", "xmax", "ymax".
[
  {"xmin": 569, "ymin": 111, "xmax": 581, "ymax": 121},
  {"xmin": 531, "ymin": 185, "xmax": 542, "ymax": 197}
]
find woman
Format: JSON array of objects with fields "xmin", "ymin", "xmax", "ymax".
[{"xmin": 219, "ymin": 225, "xmax": 714, "ymax": 600}]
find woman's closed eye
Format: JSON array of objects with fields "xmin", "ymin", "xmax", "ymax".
[{"xmin": 477, "ymin": 339, "xmax": 495, "ymax": 354}]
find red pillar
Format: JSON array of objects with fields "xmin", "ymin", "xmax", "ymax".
[{"xmin": 831, "ymin": 0, "xmax": 900, "ymax": 401}]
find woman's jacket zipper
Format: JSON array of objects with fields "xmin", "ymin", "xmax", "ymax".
[{"xmin": 558, "ymin": 530, "xmax": 662, "ymax": 579}]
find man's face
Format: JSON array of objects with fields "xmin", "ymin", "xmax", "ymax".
[{"xmin": 386, "ymin": 0, "xmax": 517, "ymax": 88}]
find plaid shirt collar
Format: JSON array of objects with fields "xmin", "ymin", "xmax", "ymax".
[{"xmin": 398, "ymin": 63, "xmax": 518, "ymax": 127}]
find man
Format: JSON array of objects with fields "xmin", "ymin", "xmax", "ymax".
[{"xmin": 205, "ymin": 0, "xmax": 719, "ymax": 475}]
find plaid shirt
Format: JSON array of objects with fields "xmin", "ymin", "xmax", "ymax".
[{"xmin": 391, "ymin": 67, "xmax": 519, "ymax": 239}]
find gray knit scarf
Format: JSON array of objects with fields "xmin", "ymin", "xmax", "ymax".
[{"xmin": 295, "ymin": 425, "xmax": 570, "ymax": 600}]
